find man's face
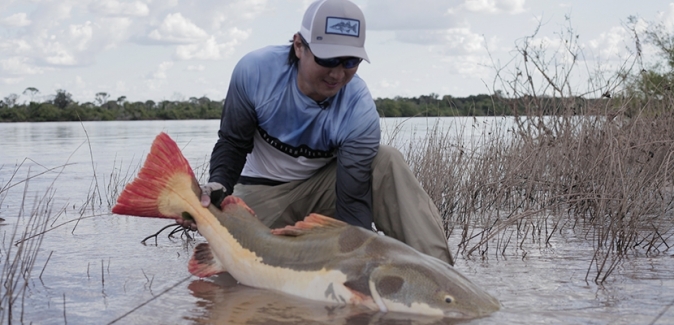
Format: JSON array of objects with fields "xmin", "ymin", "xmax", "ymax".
[{"xmin": 293, "ymin": 34, "xmax": 359, "ymax": 102}]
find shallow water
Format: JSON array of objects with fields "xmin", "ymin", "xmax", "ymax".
[{"xmin": 1, "ymin": 119, "xmax": 673, "ymax": 324}]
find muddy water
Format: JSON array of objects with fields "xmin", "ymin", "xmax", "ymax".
[{"xmin": 1, "ymin": 119, "xmax": 673, "ymax": 325}]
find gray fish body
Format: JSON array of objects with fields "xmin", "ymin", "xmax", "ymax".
[
  {"xmin": 205, "ymin": 202, "xmax": 500, "ymax": 318},
  {"xmin": 112, "ymin": 132, "xmax": 498, "ymax": 318}
]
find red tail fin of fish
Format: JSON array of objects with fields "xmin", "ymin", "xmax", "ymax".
[{"xmin": 111, "ymin": 132, "xmax": 198, "ymax": 219}]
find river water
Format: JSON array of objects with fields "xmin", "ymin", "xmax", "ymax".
[{"xmin": 1, "ymin": 119, "xmax": 673, "ymax": 324}]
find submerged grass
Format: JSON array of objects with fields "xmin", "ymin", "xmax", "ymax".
[
  {"xmin": 406, "ymin": 105, "xmax": 674, "ymax": 283},
  {"xmin": 0, "ymin": 166, "xmax": 56, "ymax": 324}
]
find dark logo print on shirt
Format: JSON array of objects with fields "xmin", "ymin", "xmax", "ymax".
[{"xmin": 258, "ymin": 127, "xmax": 334, "ymax": 159}]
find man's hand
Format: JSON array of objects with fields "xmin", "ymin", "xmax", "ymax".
[
  {"xmin": 176, "ymin": 182, "xmax": 226, "ymax": 231},
  {"xmin": 200, "ymin": 182, "xmax": 226, "ymax": 208},
  {"xmin": 176, "ymin": 216, "xmax": 198, "ymax": 231}
]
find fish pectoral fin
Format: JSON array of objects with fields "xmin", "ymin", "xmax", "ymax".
[
  {"xmin": 187, "ymin": 243, "xmax": 227, "ymax": 278},
  {"xmin": 270, "ymin": 213, "xmax": 348, "ymax": 237},
  {"xmin": 368, "ymin": 279, "xmax": 389, "ymax": 313},
  {"xmin": 344, "ymin": 278, "xmax": 379, "ymax": 310}
]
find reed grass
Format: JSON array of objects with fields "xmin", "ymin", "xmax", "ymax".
[
  {"xmin": 405, "ymin": 22, "xmax": 674, "ymax": 283},
  {"xmin": 0, "ymin": 167, "xmax": 56, "ymax": 323},
  {"xmin": 407, "ymin": 106, "xmax": 674, "ymax": 281}
]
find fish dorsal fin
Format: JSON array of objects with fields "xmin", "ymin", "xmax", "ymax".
[
  {"xmin": 188, "ymin": 243, "xmax": 227, "ymax": 278},
  {"xmin": 270, "ymin": 213, "xmax": 348, "ymax": 237}
]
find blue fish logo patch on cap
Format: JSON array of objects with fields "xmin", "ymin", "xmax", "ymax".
[{"xmin": 325, "ymin": 17, "xmax": 359, "ymax": 37}]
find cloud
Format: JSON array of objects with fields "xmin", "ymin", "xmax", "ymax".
[
  {"xmin": 0, "ymin": 39, "xmax": 32, "ymax": 54},
  {"xmin": 0, "ymin": 3, "xmax": 110, "ymax": 69},
  {"xmin": 187, "ymin": 64, "xmax": 205, "ymax": 71},
  {"xmin": 365, "ymin": 0, "xmax": 460, "ymax": 30},
  {"xmin": 27, "ymin": 21, "xmax": 98, "ymax": 67},
  {"xmin": 88, "ymin": 0, "xmax": 150, "ymax": 17},
  {"xmin": 43, "ymin": 48, "xmax": 77, "ymax": 66},
  {"xmin": 440, "ymin": 54, "xmax": 491, "ymax": 77},
  {"xmin": 227, "ymin": 0, "xmax": 267, "ymax": 20},
  {"xmin": 115, "ymin": 80, "xmax": 127, "ymax": 93},
  {"xmin": 144, "ymin": 61, "xmax": 174, "ymax": 90},
  {"xmin": 0, "ymin": 0, "xmax": 261, "ymax": 80},
  {"xmin": 1, "ymin": 56, "xmax": 43, "ymax": 75},
  {"xmin": 180, "ymin": 0, "xmax": 267, "ymax": 31},
  {"xmin": 175, "ymin": 37, "xmax": 224, "ymax": 60},
  {"xmin": 68, "ymin": 21, "xmax": 94, "ymax": 51},
  {"xmin": 28, "ymin": 1, "xmax": 75, "ymax": 30},
  {"xmin": 364, "ymin": 0, "xmax": 527, "ymax": 31},
  {"xmin": 154, "ymin": 61, "xmax": 174, "ymax": 79},
  {"xmin": 1, "ymin": 77, "xmax": 23, "ymax": 85},
  {"xmin": 75, "ymin": 76, "xmax": 86, "ymax": 88},
  {"xmin": 459, "ymin": 0, "xmax": 527, "ymax": 14},
  {"xmin": 98, "ymin": 17, "xmax": 134, "ymax": 48},
  {"xmin": 174, "ymin": 28, "xmax": 250, "ymax": 60},
  {"xmin": 441, "ymin": 28, "xmax": 486, "ymax": 53},
  {"xmin": 657, "ymin": 3, "xmax": 674, "ymax": 30},
  {"xmin": 378, "ymin": 79, "xmax": 401, "ymax": 89},
  {"xmin": 148, "ymin": 13, "xmax": 209, "ymax": 44},
  {"xmin": 396, "ymin": 28, "xmax": 486, "ymax": 54},
  {"xmin": 0, "ymin": 12, "xmax": 31, "ymax": 27},
  {"xmin": 587, "ymin": 26, "xmax": 633, "ymax": 61}
]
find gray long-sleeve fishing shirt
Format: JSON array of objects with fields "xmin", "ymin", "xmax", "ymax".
[{"xmin": 209, "ymin": 45, "xmax": 380, "ymax": 228}]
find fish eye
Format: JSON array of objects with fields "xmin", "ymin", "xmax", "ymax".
[{"xmin": 444, "ymin": 295, "xmax": 454, "ymax": 304}]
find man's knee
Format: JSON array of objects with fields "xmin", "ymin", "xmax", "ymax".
[{"xmin": 374, "ymin": 144, "xmax": 406, "ymax": 168}]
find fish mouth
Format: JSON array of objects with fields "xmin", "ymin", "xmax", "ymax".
[
  {"xmin": 440, "ymin": 293, "xmax": 501, "ymax": 319},
  {"xmin": 442, "ymin": 309, "xmax": 492, "ymax": 319},
  {"xmin": 443, "ymin": 310, "xmax": 470, "ymax": 319},
  {"xmin": 442, "ymin": 300, "xmax": 500, "ymax": 319}
]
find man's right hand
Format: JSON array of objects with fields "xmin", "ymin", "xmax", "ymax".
[{"xmin": 176, "ymin": 182, "xmax": 226, "ymax": 231}]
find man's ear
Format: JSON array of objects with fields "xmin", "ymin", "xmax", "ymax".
[{"xmin": 293, "ymin": 34, "xmax": 304, "ymax": 59}]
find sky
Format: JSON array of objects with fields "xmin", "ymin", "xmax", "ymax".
[{"xmin": 0, "ymin": 0, "xmax": 673, "ymax": 104}]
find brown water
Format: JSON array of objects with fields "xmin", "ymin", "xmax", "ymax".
[{"xmin": 1, "ymin": 119, "xmax": 673, "ymax": 324}]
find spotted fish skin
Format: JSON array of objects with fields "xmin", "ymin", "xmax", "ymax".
[
  {"xmin": 112, "ymin": 132, "xmax": 500, "ymax": 319},
  {"xmin": 199, "ymin": 200, "xmax": 500, "ymax": 318}
]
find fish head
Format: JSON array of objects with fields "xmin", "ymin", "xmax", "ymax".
[{"xmin": 368, "ymin": 258, "xmax": 500, "ymax": 319}]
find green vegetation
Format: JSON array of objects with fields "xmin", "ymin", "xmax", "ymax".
[
  {"xmin": 376, "ymin": 93, "xmax": 510, "ymax": 117},
  {"xmin": 0, "ymin": 89, "xmax": 618, "ymax": 122},
  {"xmin": 0, "ymin": 92, "xmax": 224, "ymax": 122},
  {"xmin": 0, "ymin": 89, "xmax": 513, "ymax": 122}
]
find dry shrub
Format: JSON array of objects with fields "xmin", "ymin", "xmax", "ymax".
[
  {"xmin": 406, "ymin": 97, "xmax": 674, "ymax": 283},
  {"xmin": 406, "ymin": 20, "xmax": 674, "ymax": 283}
]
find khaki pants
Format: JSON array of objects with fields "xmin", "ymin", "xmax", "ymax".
[{"xmin": 232, "ymin": 145, "xmax": 454, "ymax": 265}]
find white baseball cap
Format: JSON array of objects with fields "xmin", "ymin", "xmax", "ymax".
[{"xmin": 299, "ymin": 0, "xmax": 369, "ymax": 62}]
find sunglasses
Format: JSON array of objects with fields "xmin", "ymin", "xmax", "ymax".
[{"xmin": 299, "ymin": 36, "xmax": 363, "ymax": 69}]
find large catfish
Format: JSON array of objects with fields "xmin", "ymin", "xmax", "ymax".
[{"xmin": 112, "ymin": 132, "xmax": 500, "ymax": 319}]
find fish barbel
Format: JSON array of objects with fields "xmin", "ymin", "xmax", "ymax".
[{"xmin": 112, "ymin": 132, "xmax": 500, "ymax": 319}]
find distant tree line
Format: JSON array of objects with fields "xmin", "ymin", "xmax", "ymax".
[
  {"xmin": 0, "ymin": 90, "xmax": 224, "ymax": 122},
  {"xmin": 376, "ymin": 92, "xmax": 514, "ymax": 117},
  {"xmin": 0, "ymin": 88, "xmax": 559, "ymax": 122},
  {"xmin": 0, "ymin": 88, "xmax": 619, "ymax": 123}
]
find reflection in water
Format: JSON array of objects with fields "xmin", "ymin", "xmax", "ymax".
[
  {"xmin": 2, "ymin": 120, "xmax": 674, "ymax": 324},
  {"xmin": 186, "ymin": 273, "xmax": 467, "ymax": 325},
  {"xmin": 56, "ymin": 124, "xmax": 75, "ymax": 139}
]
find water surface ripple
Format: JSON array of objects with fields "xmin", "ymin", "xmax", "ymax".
[{"xmin": 1, "ymin": 119, "xmax": 672, "ymax": 324}]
